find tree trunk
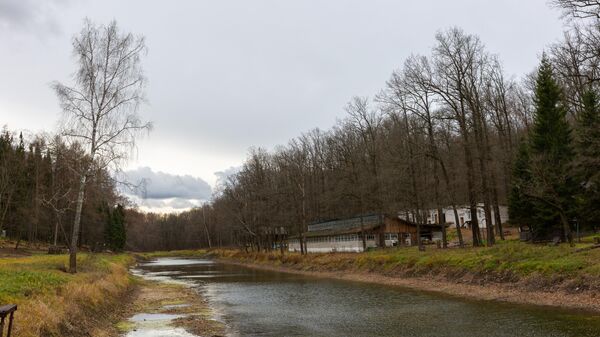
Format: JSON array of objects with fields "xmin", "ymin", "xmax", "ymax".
[
  {"xmin": 492, "ymin": 187, "xmax": 505, "ymax": 240},
  {"xmin": 202, "ymin": 208, "xmax": 212, "ymax": 248},
  {"xmin": 69, "ymin": 173, "xmax": 87, "ymax": 274},
  {"xmin": 438, "ymin": 153, "xmax": 464, "ymax": 248},
  {"xmin": 451, "ymin": 204, "xmax": 464, "ymax": 247},
  {"xmin": 559, "ymin": 211, "xmax": 574, "ymax": 247}
]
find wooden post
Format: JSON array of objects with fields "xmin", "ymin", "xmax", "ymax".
[{"xmin": 0, "ymin": 304, "xmax": 17, "ymax": 337}]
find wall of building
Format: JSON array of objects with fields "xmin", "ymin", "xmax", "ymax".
[{"xmin": 289, "ymin": 234, "xmax": 377, "ymax": 253}]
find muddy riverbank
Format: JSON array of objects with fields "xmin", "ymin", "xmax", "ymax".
[{"xmin": 113, "ymin": 279, "xmax": 225, "ymax": 337}]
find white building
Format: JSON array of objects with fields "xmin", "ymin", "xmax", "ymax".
[
  {"xmin": 288, "ymin": 215, "xmax": 441, "ymax": 253},
  {"xmin": 400, "ymin": 204, "xmax": 509, "ymax": 229}
]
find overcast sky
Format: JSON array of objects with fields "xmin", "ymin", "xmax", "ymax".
[{"xmin": 0, "ymin": 0, "xmax": 566, "ymax": 212}]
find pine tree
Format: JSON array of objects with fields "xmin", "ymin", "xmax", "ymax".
[
  {"xmin": 104, "ymin": 204, "xmax": 126, "ymax": 251},
  {"xmin": 112, "ymin": 204, "xmax": 126, "ymax": 251},
  {"xmin": 575, "ymin": 90, "xmax": 600, "ymax": 230},
  {"xmin": 508, "ymin": 141, "xmax": 535, "ymax": 231},
  {"xmin": 527, "ymin": 57, "xmax": 577, "ymax": 244}
]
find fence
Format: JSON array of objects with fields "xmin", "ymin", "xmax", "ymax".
[{"xmin": 0, "ymin": 304, "xmax": 16, "ymax": 337}]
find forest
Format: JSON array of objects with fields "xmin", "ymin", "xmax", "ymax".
[{"xmin": 1, "ymin": 0, "xmax": 599, "ymax": 253}]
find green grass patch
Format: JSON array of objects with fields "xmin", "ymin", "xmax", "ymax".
[
  {"xmin": 0, "ymin": 269, "xmax": 68, "ymax": 303},
  {"xmin": 214, "ymin": 239, "xmax": 600, "ymax": 284}
]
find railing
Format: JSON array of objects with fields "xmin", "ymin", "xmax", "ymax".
[{"xmin": 0, "ymin": 304, "xmax": 16, "ymax": 337}]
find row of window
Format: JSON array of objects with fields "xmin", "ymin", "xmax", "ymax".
[{"xmin": 290, "ymin": 233, "xmax": 403, "ymax": 244}]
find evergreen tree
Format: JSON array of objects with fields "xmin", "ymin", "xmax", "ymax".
[
  {"xmin": 575, "ymin": 90, "xmax": 600, "ymax": 230},
  {"xmin": 104, "ymin": 204, "xmax": 126, "ymax": 251},
  {"xmin": 527, "ymin": 57, "xmax": 577, "ymax": 244},
  {"xmin": 112, "ymin": 204, "xmax": 126, "ymax": 251},
  {"xmin": 508, "ymin": 141, "xmax": 535, "ymax": 230}
]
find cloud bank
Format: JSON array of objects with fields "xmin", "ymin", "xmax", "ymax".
[{"xmin": 122, "ymin": 167, "xmax": 212, "ymax": 212}]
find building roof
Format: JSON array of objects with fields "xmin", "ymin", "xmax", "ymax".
[
  {"xmin": 307, "ymin": 214, "xmax": 382, "ymax": 232},
  {"xmin": 289, "ymin": 214, "xmax": 446, "ymax": 239}
]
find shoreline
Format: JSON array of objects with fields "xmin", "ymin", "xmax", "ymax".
[
  {"xmin": 217, "ymin": 258, "xmax": 600, "ymax": 314},
  {"xmin": 112, "ymin": 278, "xmax": 226, "ymax": 337}
]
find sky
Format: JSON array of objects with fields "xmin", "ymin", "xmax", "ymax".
[{"xmin": 0, "ymin": 0, "xmax": 567, "ymax": 212}]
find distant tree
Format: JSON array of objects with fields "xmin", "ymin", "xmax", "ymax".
[
  {"xmin": 574, "ymin": 90, "xmax": 600, "ymax": 229},
  {"xmin": 0, "ymin": 129, "xmax": 15, "ymax": 236},
  {"xmin": 52, "ymin": 19, "xmax": 151, "ymax": 272}
]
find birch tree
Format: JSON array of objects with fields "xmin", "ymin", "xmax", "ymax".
[{"xmin": 52, "ymin": 20, "xmax": 151, "ymax": 273}]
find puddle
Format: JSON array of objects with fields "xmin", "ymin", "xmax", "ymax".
[
  {"xmin": 124, "ymin": 312, "xmax": 198, "ymax": 337},
  {"xmin": 130, "ymin": 313, "xmax": 185, "ymax": 322},
  {"xmin": 125, "ymin": 327, "xmax": 198, "ymax": 337},
  {"xmin": 163, "ymin": 304, "xmax": 191, "ymax": 310},
  {"xmin": 140, "ymin": 258, "xmax": 213, "ymax": 267},
  {"xmin": 130, "ymin": 268, "xmax": 193, "ymax": 287}
]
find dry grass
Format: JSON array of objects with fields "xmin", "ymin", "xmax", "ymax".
[
  {"xmin": 0, "ymin": 253, "xmax": 135, "ymax": 337},
  {"xmin": 211, "ymin": 239, "xmax": 600, "ymax": 292}
]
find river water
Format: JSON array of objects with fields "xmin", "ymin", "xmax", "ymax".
[{"xmin": 132, "ymin": 258, "xmax": 600, "ymax": 337}]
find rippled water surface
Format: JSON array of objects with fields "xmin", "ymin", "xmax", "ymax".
[{"xmin": 133, "ymin": 258, "xmax": 600, "ymax": 337}]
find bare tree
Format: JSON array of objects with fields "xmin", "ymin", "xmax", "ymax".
[
  {"xmin": 52, "ymin": 20, "xmax": 151, "ymax": 273},
  {"xmin": 552, "ymin": 0, "xmax": 600, "ymax": 19}
]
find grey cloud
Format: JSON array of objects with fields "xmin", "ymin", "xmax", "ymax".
[
  {"xmin": 126, "ymin": 195, "xmax": 201, "ymax": 213},
  {"xmin": 124, "ymin": 166, "xmax": 212, "ymax": 200},
  {"xmin": 0, "ymin": 0, "xmax": 71, "ymax": 35},
  {"xmin": 214, "ymin": 166, "xmax": 241, "ymax": 187},
  {"xmin": 169, "ymin": 198, "xmax": 197, "ymax": 209}
]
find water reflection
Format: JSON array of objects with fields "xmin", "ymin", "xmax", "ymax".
[{"xmin": 134, "ymin": 258, "xmax": 600, "ymax": 337}]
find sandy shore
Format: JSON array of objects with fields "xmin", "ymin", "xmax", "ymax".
[{"xmin": 219, "ymin": 259, "xmax": 600, "ymax": 314}]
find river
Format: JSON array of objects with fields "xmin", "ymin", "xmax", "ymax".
[{"xmin": 131, "ymin": 258, "xmax": 600, "ymax": 337}]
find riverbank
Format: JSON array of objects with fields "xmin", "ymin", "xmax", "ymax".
[
  {"xmin": 207, "ymin": 240, "xmax": 600, "ymax": 313},
  {"xmin": 0, "ymin": 252, "xmax": 135, "ymax": 337},
  {"xmin": 115, "ymin": 278, "xmax": 226, "ymax": 337},
  {"xmin": 0, "ymin": 249, "xmax": 225, "ymax": 337}
]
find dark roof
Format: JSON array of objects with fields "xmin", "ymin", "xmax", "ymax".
[
  {"xmin": 290, "ymin": 215, "xmax": 446, "ymax": 239},
  {"xmin": 307, "ymin": 214, "xmax": 382, "ymax": 232},
  {"xmin": 302, "ymin": 223, "xmax": 381, "ymax": 238}
]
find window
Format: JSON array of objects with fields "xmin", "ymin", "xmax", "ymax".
[{"xmin": 385, "ymin": 233, "xmax": 398, "ymax": 240}]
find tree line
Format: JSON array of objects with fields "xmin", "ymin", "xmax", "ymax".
[
  {"xmin": 144, "ymin": 1, "xmax": 599, "ymax": 252},
  {"xmin": 0, "ymin": 129, "xmax": 126, "ymax": 251},
  {"xmin": 2, "ymin": 1, "xmax": 598, "ymax": 254}
]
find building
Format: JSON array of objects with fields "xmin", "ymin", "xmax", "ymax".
[
  {"xmin": 400, "ymin": 204, "xmax": 509, "ymax": 229},
  {"xmin": 288, "ymin": 214, "xmax": 444, "ymax": 253}
]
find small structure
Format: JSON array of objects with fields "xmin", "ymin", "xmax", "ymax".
[
  {"xmin": 234, "ymin": 226, "xmax": 288, "ymax": 253},
  {"xmin": 288, "ymin": 214, "xmax": 443, "ymax": 253},
  {"xmin": 0, "ymin": 304, "xmax": 17, "ymax": 337},
  {"xmin": 401, "ymin": 204, "xmax": 509, "ymax": 229}
]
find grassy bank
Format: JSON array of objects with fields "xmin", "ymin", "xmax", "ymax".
[
  {"xmin": 209, "ymin": 240, "xmax": 600, "ymax": 293},
  {"xmin": 0, "ymin": 253, "xmax": 135, "ymax": 337},
  {"xmin": 133, "ymin": 240, "xmax": 600, "ymax": 292}
]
